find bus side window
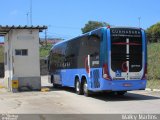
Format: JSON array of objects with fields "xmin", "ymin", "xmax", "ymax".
[
  {"xmin": 89, "ymin": 35, "xmax": 100, "ymax": 56},
  {"xmin": 88, "ymin": 35, "xmax": 100, "ymax": 67}
]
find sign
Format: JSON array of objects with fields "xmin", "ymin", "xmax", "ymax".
[
  {"xmin": 111, "ymin": 28, "xmax": 142, "ymax": 37},
  {"xmin": 115, "ymin": 70, "xmax": 122, "ymax": 77}
]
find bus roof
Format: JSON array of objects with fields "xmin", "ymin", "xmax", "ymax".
[
  {"xmin": 109, "ymin": 26, "xmax": 143, "ymax": 30},
  {"xmin": 51, "ymin": 27, "xmax": 104, "ymax": 48},
  {"xmin": 51, "ymin": 26, "xmax": 143, "ymax": 49}
]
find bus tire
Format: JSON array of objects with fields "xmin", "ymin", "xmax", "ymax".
[
  {"xmin": 117, "ymin": 91, "xmax": 127, "ymax": 95},
  {"xmin": 75, "ymin": 79, "xmax": 82, "ymax": 95},
  {"xmin": 83, "ymin": 80, "xmax": 91, "ymax": 97},
  {"xmin": 52, "ymin": 76, "xmax": 58, "ymax": 88}
]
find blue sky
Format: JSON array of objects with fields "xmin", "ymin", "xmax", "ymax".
[{"xmin": 0, "ymin": 0, "xmax": 160, "ymax": 40}]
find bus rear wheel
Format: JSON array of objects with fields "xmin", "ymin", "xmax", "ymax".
[
  {"xmin": 83, "ymin": 80, "xmax": 91, "ymax": 97},
  {"xmin": 117, "ymin": 91, "xmax": 127, "ymax": 95},
  {"xmin": 75, "ymin": 80, "xmax": 82, "ymax": 95}
]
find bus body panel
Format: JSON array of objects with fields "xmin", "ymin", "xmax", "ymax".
[
  {"xmin": 51, "ymin": 67, "xmax": 147, "ymax": 92},
  {"xmin": 61, "ymin": 69, "xmax": 87, "ymax": 87},
  {"xmin": 110, "ymin": 80, "xmax": 146, "ymax": 91}
]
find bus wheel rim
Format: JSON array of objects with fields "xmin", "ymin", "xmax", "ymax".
[
  {"xmin": 84, "ymin": 81, "xmax": 87, "ymax": 93},
  {"xmin": 76, "ymin": 81, "xmax": 80, "ymax": 92}
]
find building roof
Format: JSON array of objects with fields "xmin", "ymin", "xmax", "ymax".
[{"xmin": 0, "ymin": 25, "xmax": 47, "ymax": 36}]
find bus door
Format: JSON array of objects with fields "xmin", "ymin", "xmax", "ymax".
[{"xmin": 110, "ymin": 28, "xmax": 143, "ymax": 80}]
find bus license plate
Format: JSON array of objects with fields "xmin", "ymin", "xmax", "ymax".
[{"xmin": 123, "ymin": 83, "xmax": 132, "ymax": 87}]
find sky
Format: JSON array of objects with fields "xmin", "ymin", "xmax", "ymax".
[{"xmin": 0, "ymin": 0, "xmax": 160, "ymax": 41}]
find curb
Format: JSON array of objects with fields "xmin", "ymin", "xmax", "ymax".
[
  {"xmin": 41, "ymin": 88, "xmax": 50, "ymax": 92},
  {"xmin": 0, "ymin": 83, "xmax": 5, "ymax": 89},
  {"xmin": 146, "ymin": 88, "xmax": 160, "ymax": 92}
]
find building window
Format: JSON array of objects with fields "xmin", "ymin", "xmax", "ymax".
[
  {"xmin": 15, "ymin": 49, "xmax": 28, "ymax": 56},
  {"xmin": 15, "ymin": 50, "xmax": 21, "ymax": 55},
  {"xmin": 22, "ymin": 49, "xmax": 28, "ymax": 55}
]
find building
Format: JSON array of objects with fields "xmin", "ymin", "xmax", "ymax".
[{"xmin": 0, "ymin": 25, "xmax": 47, "ymax": 92}]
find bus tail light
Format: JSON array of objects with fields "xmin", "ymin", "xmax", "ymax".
[
  {"xmin": 85, "ymin": 55, "xmax": 91, "ymax": 78},
  {"xmin": 102, "ymin": 64, "xmax": 111, "ymax": 80},
  {"xmin": 107, "ymin": 25, "xmax": 110, "ymax": 28},
  {"xmin": 142, "ymin": 64, "xmax": 147, "ymax": 80}
]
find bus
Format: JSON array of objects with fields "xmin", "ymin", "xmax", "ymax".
[{"xmin": 48, "ymin": 26, "xmax": 147, "ymax": 96}]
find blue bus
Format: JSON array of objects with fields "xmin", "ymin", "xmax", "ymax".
[{"xmin": 48, "ymin": 27, "xmax": 147, "ymax": 96}]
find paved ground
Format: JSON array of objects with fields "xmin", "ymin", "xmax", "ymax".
[{"xmin": 0, "ymin": 76, "xmax": 160, "ymax": 114}]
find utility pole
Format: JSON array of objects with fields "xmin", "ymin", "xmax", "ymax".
[
  {"xmin": 45, "ymin": 29, "xmax": 47, "ymax": 46},
  {"xmin": 30, "ymin": 0, "xmax": 32, "ymax": 26},
  {"xmin": 26, "ymin": 12, "xmax": 29, "ymax": 25},
  {"xmin": 138, "ymin": 17, "xmax": 141, "ymax": 28}
]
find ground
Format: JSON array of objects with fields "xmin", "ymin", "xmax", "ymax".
[{"xmin": 0, "ymin": 76, "xmax": 160, "ymax": 114}]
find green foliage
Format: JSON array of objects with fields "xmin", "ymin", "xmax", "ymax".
[
  {"xmin": 147, "ymin": 43, "xmax": 160, "ymax": 89},
  {"xmin": 81, "ymin": 21, "xmax": 109, "ymax": 34},
  {"xmin": 0, "ymin": 46, "xmax": 4, "ymax": 63},
  {"xmin": 146, "ymin": 22, "xmax": 160, "ymax": 42},
  {"xmin": 148, "ymin": 43, "xmax": 160, "ymax": 79},
  {"xmin": 40, "ymin": 44, "xmax": 52, "ymax": 58}
]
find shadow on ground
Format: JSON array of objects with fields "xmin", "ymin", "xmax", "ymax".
[{"xmin": 44, "ymin": 85, "xmax": 160, "ymax": 102}]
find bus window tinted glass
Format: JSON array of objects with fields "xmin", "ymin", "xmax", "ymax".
[
  {"xmin": 111, "ymin": 28, "xmax": 142, "ymax": 72},
  {"xmin": 79, "ymin": 35, "xmax": 100, "ymax": 68}
]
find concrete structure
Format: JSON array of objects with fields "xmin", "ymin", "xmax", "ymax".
[{"xmin": 0, "ymin": 25, "xmax": 47, "ymax": 92}]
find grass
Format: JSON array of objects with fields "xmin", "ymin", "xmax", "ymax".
[
  {"xmin": 147, "ymin": 42, "xmax": 160, "ymax": 89},
  {"xmin": 147, "ymin": 79, "xmax": 160, "ymax": 89}
]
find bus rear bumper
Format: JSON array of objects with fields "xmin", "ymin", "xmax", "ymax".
[
  {"xmin": 110, "ymin": 80, "xmax": 147, "ymax": 91},
  {"xmin": 89, "ymin": 80, "xmax": 147, "ymax": 92}
]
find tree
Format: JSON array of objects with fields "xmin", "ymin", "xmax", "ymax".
[
  {"xmin": 81, "ymin": 21, "xmax": 109, "ymax": 34},
  {"xmin": 146, "ymin": 22, "xmax": 160, "ymax": 43}
]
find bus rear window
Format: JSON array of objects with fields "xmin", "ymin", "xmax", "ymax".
[{"xmin": 111, "ymin": 28, "xmax": 142, "ymax": 72}]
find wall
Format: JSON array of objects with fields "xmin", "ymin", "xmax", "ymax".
[
  {"xmin": 4, "ymin": 29, "xmax": 41, "ymax": 91},
  {"xmin": 11, "ymin": 29, "xmax": 40, "ymax": 77}
]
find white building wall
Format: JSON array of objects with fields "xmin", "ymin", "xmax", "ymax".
[
  {"xmin": 11, "ymin": 29, "xmax": 40, "ymax": 77},
  {"xmin": 4, "ymin": 28, "xmax": 41, "ymax": 90}
]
